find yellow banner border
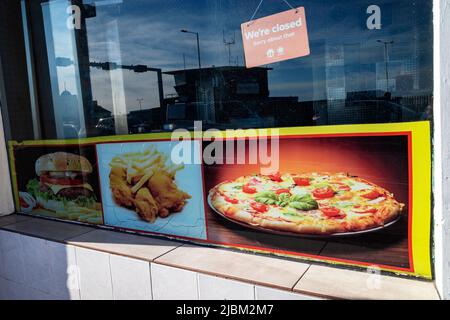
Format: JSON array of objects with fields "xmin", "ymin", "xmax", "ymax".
[{"xmin": 7, "ymin": 121, "xmax": 432, "ymax": 279}]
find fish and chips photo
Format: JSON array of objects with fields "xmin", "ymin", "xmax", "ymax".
[{"xmin": 109, "ymin": 146, "xmax": 191, "ymax": 223}]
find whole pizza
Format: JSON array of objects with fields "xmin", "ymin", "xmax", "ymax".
[{"xmin": 209, "ymin": 172, "xmax": 405, "ymax": 235}]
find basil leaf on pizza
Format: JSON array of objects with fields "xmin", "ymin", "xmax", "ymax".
[
  {"xmin": 277, "ymin": 193, "xmax": 291, "ymax": 207},
  {"xmin": 254, "ymin": 191, "xmax": 278, "ymax": 205},
  {"xmin": 289, "ymin": 194, "xmax": 318, "ymax": 211}
]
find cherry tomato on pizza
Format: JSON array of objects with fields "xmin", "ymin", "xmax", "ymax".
[
  {"xmin": 275, "ymin": 189, "xmax": 291, "ymax": 195},
  {"xmin": 313, "ymin": 187, "xmax": 335, "ymax": 199},
  {"xmin": 321, "ymin": 207, "xmax": 346, "ymax": 219},
  {"xmin": 293, "ymin": 177, "xmax": 311, "ymax": 186},
  {"xmin": 250, "ymin": 202, "xmax": 269, "ymax": 213},
  {"xmin": 361, "ymin": 189, "xmax": 382, "ymax": 200},
  {"xmin": 224, "ymin": 196, "xmax": 239, "ymax": 204},
  {"xmin": 268, "ymin": 172, "xmax": 283, "ymax": 182},
  {"xmin": 242, "ymin": 184, "xmax": 257, "ymax": 194}
]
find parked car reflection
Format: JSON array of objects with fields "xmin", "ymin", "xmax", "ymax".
[{"xmin": 329, "ymin": 100, "xmax": 420, "ymax": 125}]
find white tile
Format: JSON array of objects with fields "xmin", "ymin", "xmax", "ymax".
[
  {"xmin": 0, "ymin": 233, "xmax": 79, "ymax": 300},
  {"xmin": 0, "ymin": 277, "xmax": 53, "ymax": 300},
  {"xmin": 47, "ymin": 242, "xmax": 80, "ymax": 300},
  {"xmin": 6, "ymin": 234, "xmax": 81, "ymax": 300},
  {"xmin": 0, "ymin": 277, "xmax": 13, "ymax": 299},
  {"xmin": 0, "ymin": 230, "xmax": 26, "ymax": 284},
  {"xmin": 20, "ymin": 235, "xmax": 52, "ymax": 293},
  {"xmin": 151, "ymin": 264, "xmax": 198, "ymax": 300},
  {"xmin": 255, "ymin": 286, "xmax": 323, "ymax": 300},
  {"xmin": 75, "ymin": 247, "xmax": 113, "ymax": 300},
  {"xmin": 110, "ymin": 254, "xmax": 152, "ymax": 300},
  {"xmin": 0, "ymin": 277, "xmax": 27, "ymax": 300},
  {"xmin": 21, "ymin": 287, "xmax": 56, "ymax": 300},
  {"xmin": 156, "ymin": 245, "xmax": 310, "ymax": 290},
  {"xmin": 198, "ymin": 274, "xmax": 255, "ymax": 300}
]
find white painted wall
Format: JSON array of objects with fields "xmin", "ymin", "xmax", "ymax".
[
  {"xmin": 433, "ymin": 0, "xmax": 450, "ymax": 300},
  {"xmin": 0, "ymin": 107, "xmax": 14, "ymax": 216}
]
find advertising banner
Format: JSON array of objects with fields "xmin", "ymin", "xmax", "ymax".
[{"xmin": 8, "ymin": 122, "xmax": 432, "ymax": 278}]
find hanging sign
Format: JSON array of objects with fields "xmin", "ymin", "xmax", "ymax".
[{"xmin": 241, "ymin": 7, "xmax": 310, "ymax": 68}]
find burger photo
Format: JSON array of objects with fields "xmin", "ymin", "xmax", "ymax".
[{"xmin": 26, "ymin": 152, "xmax": 97, "ymax": 212}]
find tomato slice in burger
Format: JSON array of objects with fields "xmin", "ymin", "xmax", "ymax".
[
  {"xmin": 275, "ymin": 189, "xmax": 291, "ymax": 195},
  {"xmin": 321, "ymin": 207, "xmax": 345, "ymax": 218},
  {"xmin": 224, "ymin": 196, "xmax": 239, "ymax": 204},
  {"xmin": 40, "ymin": 176, "xmax": 84, "ymax": 186},
  {"xmin": 293, "ymin": 177, "xmax": 310, "ymax": 186},
  {"xmin": 251, "ymin": 202, "xmax": 269, "ymax": 213},
  {"xmin": 242, "ymin": 184, "xmax": 257, "ymax": 194},
  {"xmin": 313, "ymin": 187, "xmax": 335, "ymax": 199},
  {"xmin": 361, "ymin": 189, "xmax": 381, "ymax": 200}
]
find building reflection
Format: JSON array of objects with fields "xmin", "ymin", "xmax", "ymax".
[
  {"xmin": 89, "ymin": 63, "xmax": 428, "ymax": 136},
  {"xmin": 45, "ymin": 0, "xmax": 432, "ymax": 138}
]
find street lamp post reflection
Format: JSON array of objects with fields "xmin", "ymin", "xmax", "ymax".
[
  {"xmin": 377, "ymin": 39, "xmax": 394, "ymax": 93},
  {"xmin": 181, "ymin": 29, "xmax": 202, "ymax": 70},
  {"xmin": 181, "ymin": 29, "xmax": 205, "ymax": 122}
]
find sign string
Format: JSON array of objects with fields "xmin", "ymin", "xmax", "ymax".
[
  {"xmin": 248, "ymin": 0, "xmax": 265, "ymax": 23},
  {"xmin": 281, "ymin": 0, "xmax": 296, "ymax": 11},
  {"xmin": 247, "ymin": 0, "xmax": 299, "ymax": 26}
]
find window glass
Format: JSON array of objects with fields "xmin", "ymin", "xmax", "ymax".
[{"xmin": 17, "ymin": 0, "xmax": 433, "ymax": 139}]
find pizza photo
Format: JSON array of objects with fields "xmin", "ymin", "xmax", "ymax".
[{"xmin": 208, "ymin": 172, "xmax": 405, "ymax": 236}]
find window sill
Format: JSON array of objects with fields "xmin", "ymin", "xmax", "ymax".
[{"xmin": 0, "ymin": 214, "xmax": 440, "ymax": 300}]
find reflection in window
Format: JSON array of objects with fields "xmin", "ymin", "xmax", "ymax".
[{"xmin": 25, "ymin": 0, "xmax": 433, "ymax": 139}]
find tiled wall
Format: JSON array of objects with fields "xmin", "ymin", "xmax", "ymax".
[
  {"xmin": 434, "ymin": 0, "xmax": 450, "ymax": 300},
  {"xmin": 0, "ymin": 229, "xmax": 319, "ymax": 300}
]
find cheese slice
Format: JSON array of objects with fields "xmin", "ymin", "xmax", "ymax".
[
  {"xmin": 350, "ymin": 181, "xmax": 373, "ymax": 191},
  {"xmin": 46, "ymin": 183, "xmax": 94, "ymax": 195}
]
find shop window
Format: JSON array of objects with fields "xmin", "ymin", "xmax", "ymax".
[
  {"xmin": 2, "ymin": 0, "xmax": 432, "ymax": 140},
  {"xmin": 0, "ymin": 0, "xmax": 434, "ymax": 279}
]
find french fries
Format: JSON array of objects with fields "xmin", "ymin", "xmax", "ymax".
[
  {"xmin": 110, "ymin": 146, "xmax": 184, "ymax": 194},
  {"xmin": 131, "ymin": 170, "xmax": 155, "ymax": 194},
  {"xmin": 62, "ymin": 207, "xmax": 102, "ymax": 224},
  {"xmin": 35, "ymin": 206, "xmax": 103, "ymax": 225}
]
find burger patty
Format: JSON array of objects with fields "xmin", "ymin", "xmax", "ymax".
[{"xmin": 39, "ymin": 183, "xmax": 95, "ymax": 199}]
